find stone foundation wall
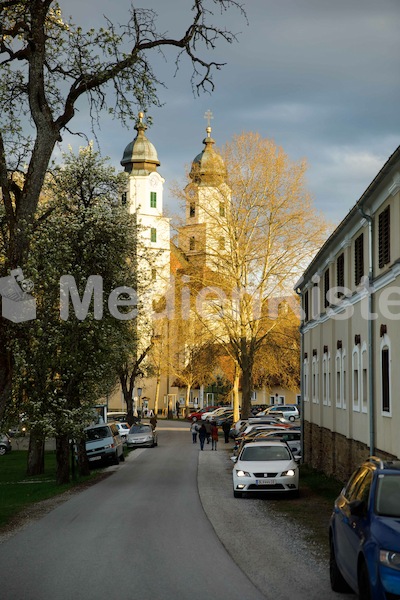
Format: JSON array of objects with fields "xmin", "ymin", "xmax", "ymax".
[{"xmin": 303, "ymin": 420, "xmax": 397, "ymax": 483}]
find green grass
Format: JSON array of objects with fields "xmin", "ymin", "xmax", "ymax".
[{"xmin": 0, "ymin": 450, "xmax": 102, "ymax": 529}]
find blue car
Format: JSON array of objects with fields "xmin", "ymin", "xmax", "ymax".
[{"xmin": 329, "ymin": 456, "xmax": 400, "ymax": 599}]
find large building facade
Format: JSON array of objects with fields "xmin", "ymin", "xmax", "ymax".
[{"xmin": 296, "ymin": 146, "xmax": 400, "ymax": 481}]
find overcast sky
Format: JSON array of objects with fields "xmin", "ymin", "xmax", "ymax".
[{"xmin": 60, "ymin": 0, "xmax": 400, "ymax": 228}]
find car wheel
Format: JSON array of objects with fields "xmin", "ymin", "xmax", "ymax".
[
  {"xmin": 233, "ymin": 490, "xmax": 243, "ymax": 498},
  {"xmin": 358, "ymin": 560, "xmax": 372, "ymax": 600},
  {"xmin": 329, "ymin": 537, "xmax": 353, "ymax": 593},
  {"xmin": 0, "ymin": 445, "xmax": 6, "ymax": 455},
  {"xmin": 289, "ymin": 415, "xmax": 295, "ymax": 422}
]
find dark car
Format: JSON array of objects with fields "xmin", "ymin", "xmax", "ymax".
[
  {"xmin": 0, "ymin": 433, "xmax": 12, "ymax": 455},
  {"xmin": 329, "ymin": 456, "xmax": 400, "ymax": 599}
]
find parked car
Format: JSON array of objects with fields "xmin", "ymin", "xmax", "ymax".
[
  {"xmin": 84, "ymin": 422, "xmax": 124, "ymax": 466},
  {"xmin": 126, "ymin": 423, "xmax": 158, "ymax": 448},
  {"xmin": 263, "ymin": 405, "xmax": 299, "ymax": 421},
  {"xmin": 187, "ymin": 406, "xmax": 219, "ymax": 421},
  {"xmin": 231, "ymin": 440, "xmax": 299, "ymax": 498},
  {"xmin": 202, "ymin": 406, "xmax": 232, "ymax": 421},
  {"xmin": 253, "ymin": 430, "xmax": 302, "ymax": 455},
  {"xmin": 329, "ymin": 456, "xmax": 400, "ymax": 599},
  {"xmin": 0, "ymin": 433, "xmax": 12, "ymax": 455},
  {"xmin": 115, "ymin": 422, "xmax": 130, "ymax": 441}
]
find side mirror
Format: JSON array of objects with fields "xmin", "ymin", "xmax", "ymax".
[{"xmin": 230, "ymin": 456, "xmax": 237, "ymax": 463}]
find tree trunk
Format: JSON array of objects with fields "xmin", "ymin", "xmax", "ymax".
[
  {"xmin": 0, "ymin": 327, "xmax": 12, "ymax": 424},
  {"xmin": 56, "ymin": 434, "xmax": 70, "ymax": 485},
  {"xmin": 184, "ymin": 385, "xmax": 192, "ymax": 419},
  {"xmin": 240, "ymin": 343, "xmax": 254, "ymax": 419},
  {"xmin": 232, "ymin": 367, "xmax": 240, "ymax": 422},
  {"xmin": 27, "ymin": 433, "xmax": 45, "ymax": 475},
  {"xmin": 154, "ymin": 375, "xmax": 160, "ymax": 416},
  {"xmin": 77, "ymin": 438, "xmax": 90, "ymax": 477}
]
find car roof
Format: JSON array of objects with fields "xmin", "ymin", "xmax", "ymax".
[{"xmin": 242, "ymin": 440, "xmax": 289, "ymax": 448}]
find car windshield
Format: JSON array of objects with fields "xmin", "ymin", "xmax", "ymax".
[
  {"xmin": 375, "ymin": 474, "xmax": 400, "ymax": 517},
  {"xmin": 129, "ymin": 425, "xmax": 151, "ymax": 434},
  {"xmin": 240, "ymin": 445, "xmax": 291, "ymax": 462},
  {"xmin": 85, "ymin": 427, "xmax": 110, "ymax": 441}
]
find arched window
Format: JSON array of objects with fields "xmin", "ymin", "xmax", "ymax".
[{"xmin": 352, "ymin": 345, "xmax": 360, "ymax": 412}]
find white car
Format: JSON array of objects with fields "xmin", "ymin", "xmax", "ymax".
[
  {"xmin": 231, "ymin": 440, "xmax": 299, "ymax": 498},
  {"xmin": 201, "ymin": 406, "xmax": 231, "ymax": 421},
  {"xmin": 115, "ymin": 422, "xmax": 130, "ymax": 441},
  {"xmin": 263, "ymin": 405, "xmax": 299, "ymax": 421},
  {"xmin": 126, "ymin": 424, "xmax": 158, "ymax": 448}
]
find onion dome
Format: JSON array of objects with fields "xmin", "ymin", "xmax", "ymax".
[
  {"xmin": 121, "ymin": 112, "xmax": 160, "ymax": 174},
  {"xmin": 190, "ymin": 124, "xmax": 226, "ymax": 185}
]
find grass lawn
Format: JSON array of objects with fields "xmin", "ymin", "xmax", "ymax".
[{"xmin": 0, "ymin": 450, "xmax": 104, "ymax": 530}]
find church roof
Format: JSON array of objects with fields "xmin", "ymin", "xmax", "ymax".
[
  {"xmin": 121, "ymin": 112, "xmax": 160, "ymax": 174},
  {"xmin": 190, "ymin": 124, "xmax": 226, "ymax": 185}
]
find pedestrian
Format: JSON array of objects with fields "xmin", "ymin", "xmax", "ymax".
[
  {"xmin": 176, "ymin": 400, "xmax": 180, "ymax": 418},
  {"xmin": 150, "ymin": 415, "xmax": 157, "ymax": 430},
  {"xmin": 211, "ymin": 422, "xmax": 219, "ymax": 450},
  {"xmin": 222, "ymin": 419, "xmax": 231, "ymax": 443},
  {"xmin": 198, "ymin": 423, "xmax": 207, "ymax": 450},
  {"xmin": 190, "ymin": 418, "xmax": 199, "ymax": 443},
  {"xmin": 204, "ymin": 419, "xmax": 212, "ymax": 444}
]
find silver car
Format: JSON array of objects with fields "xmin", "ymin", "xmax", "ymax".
[
  {"xmin": 126, "ymin": 424, "xmax": 158, "ymax": 448},
  {"xmin": 0, "ymin": 433, "xmax": 12, "ymax": 455}
]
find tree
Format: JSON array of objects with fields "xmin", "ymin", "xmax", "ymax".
[
  {"xmin": 11, "ymin": 145, "xmax": 136, "ymax": 483},
  {"xmin": 0, "ymin": 0, "xmax": 245, "ymax": 423},
  {"xmin": 179, "ymin": 133, "xmax": 329, "ymax": 417}
]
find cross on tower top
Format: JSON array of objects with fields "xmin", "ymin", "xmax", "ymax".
[{"xmin": 204, "ymin": 109, "xmax": 214, "ymax": 130}]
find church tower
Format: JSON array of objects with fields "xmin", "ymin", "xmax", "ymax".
[
  {"xmin": 178, "ymin": 113, "xmax": 230, "ymax": 272},
  {"xmin": 121, "ymin": 112, "xmax": 170, "ymax": 300}
]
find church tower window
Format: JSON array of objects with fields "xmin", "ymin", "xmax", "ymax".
[
  {"xmin": 150, "ymin": 191, "xmax": 157, "ymax": 208},
  {"xmin": 219, "ymin": 202, "xmax": 225, "ymax": 217},
  {"xmin": 189, "ymin": 236, "xmax": 196, "ymax": 251},
  {"xmin": 190, "ymin": 202, "xmax": 196, "ymax": 218},
  {"xmin": 150, "ymin": 227, "xmax": 157, "ymax": 243}
]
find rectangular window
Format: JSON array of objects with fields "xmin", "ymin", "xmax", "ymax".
[
  {"xmin": 121, "ymin": 192, "xmax": 127, "ymax": 206},
  {"xmin": 354, "ymin": 233, "xmax": 364, "ymax": 285},
  {"xmin": 219, "ymin": 202, "xmax": 225, "ymax": 217},
  {"xmin": 382, "ymin": 348, "xmax": 390, "ymax": 412},
  {"xmin": 304, "ymin": 290, "xmax": 309, "ymax": 322},
  {"xmin": 337, "ymin": 253, "xmax": 344, "ymax": 289},
  {"xmin": 378, "ymin": 206, "xmax": 390, "ymax": 268},
  {"xmin": 190, "ymin": 202, "xmax": 195, "ymax": 217},
  {"xmin": 150, "ymin": 192, "xmax": 157, "ymax": 208},
  {"xmin": 151, "ymin": 268, "xmax": 157, "ymax": 281},
  {"xmin": 189, "ymin": 236, "xmax": 195, "ymax": 251},
  {"xmin": 218, "ymin": 236, "xmax": 225, "ymax": 250},
  {"xmin": 324, "ymin": 268, "xmax": 330, "ymax": 308},
  {"xmin": 150, "ymin": 228, "xmax": 157, "ymax": 243}
]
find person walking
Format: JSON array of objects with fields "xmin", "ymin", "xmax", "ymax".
[
  {"xmin": 211, "ymin": 422, "xmax": 219, "ymax": 451},
  {"xmin": 204, "ymin": 419, "xmax": 212, "ymax": 444},
  {"xmin": 190, "ymin": 418, "xmax": 199, "ymax": 444},
  {"xmin": 222, "ymin": 419, "xmax": 231, "ymax": 443},
  {"xmin": 198, "ymin": 423, "xmax": 207, "ymax": 450}
]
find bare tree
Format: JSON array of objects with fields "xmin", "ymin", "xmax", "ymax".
[
  {"xmin": 176, "ymin": 132, "xmax": 329, "ymax": 418},
  {"xmin": 0, "ymin": 0, "xmax": 245, "ymax": 422}
]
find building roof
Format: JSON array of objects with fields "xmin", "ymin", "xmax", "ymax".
[
  {"xmin": 121, "ymin": 112, "xmax": 160, "ymax": 174},
  {"xmin": 296, "ymin": 145, "xmax": 400, "ymax": 289}
]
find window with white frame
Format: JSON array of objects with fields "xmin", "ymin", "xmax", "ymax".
[
  {"xmin": 303, "ymin": 357, "xmax": 309, "ymax": 402},
  {"xmin": 296, "ymin": 394, "xmax": 301, "ymax": 405},
  {"xmin": 380, "ymin": 334, "xmax": 391, "ymax": 415},
  {"xmin": 361, "ymin": 342, "xmax": 368, "ymax": 413},
  {"xmin": 322, "ymin": 352, "xmax": 331, "ymax": 406},
  {"xmin": 352, "ymin": 345, "xmax": 360, "ymax": 412},
  {"xmin": 312, "ymin": 355, "xmax": 319, "ymax": 404},
  {"xmin": 335, "ymin": 348, "xmax": 346, "ymax": 408}
]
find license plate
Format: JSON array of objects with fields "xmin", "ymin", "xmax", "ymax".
[
  {"xmin": 256, "ymin": 479, "xmax": 275, "ymax": 485},
  {"xmin": 89, "ymin": 456, "xmax": 102, "ymax": 461}
]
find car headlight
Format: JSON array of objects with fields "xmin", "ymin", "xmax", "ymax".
[
  {"xmin": 379, "ymin": 550, "xmax": 400, "ymax": 571},
  {"xmin": 281, "ymin": 469, "xmax": 296, "ymax": 477},
  {"xmin": 236, "ymin": 470, "xmax": 251, "ymax": 477}
]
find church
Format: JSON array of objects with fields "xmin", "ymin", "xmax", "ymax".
[{"xmin": 107, "ymin": 113, "xmax": 300, "ymax": 417}]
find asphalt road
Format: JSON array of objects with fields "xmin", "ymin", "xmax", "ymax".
[{"xmin": 0, "ymin": 421, "xmax": 353, "ymax": 600}]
